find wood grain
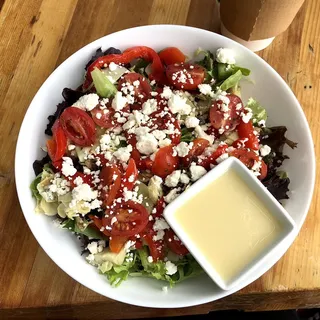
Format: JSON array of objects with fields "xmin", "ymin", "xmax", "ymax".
[{"xmin": 0, "ymin": 0, "xmax": 319, "ymax": 318}]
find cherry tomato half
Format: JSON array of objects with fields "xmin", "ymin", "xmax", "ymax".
[
  {"xmin": 118, "ymin": 73, "xmax": 151, "ymax": 103},
  {"xmin": 166, "ymin": 63, "xmax": 205, "ymax": 90},
  {"xmin": 230, "ymin": 149, "xmax": 267, "ymax": 180},
  {"xmin": 100, "ymin": 165, "xmax": 122, "ymax": 206},
  {"xmin": 91, "ymin": 106, "xmax": 115, "ymax": 129},
  {"xmin": 182, "ymin": 138, "xmax": 209, "ymax": 167},
  {"xmin": 68, "ymin": 172, "xmax": 93, "ymax": 188},
  {"xmin": 103, "ymin": 201, "xmax": 149, "ymax": 237},
  {"xmin": 237, "ymin": 120, "xmax": 260, "ymax": 150},
  {"xmin": 165, "ymin": 229, "xmax": 189, "ymax": 256},
  {"xmin": 210, "ymin": 94, "xmax": 243, "ymax": 133},
  {"xmin": 159, "ymin": 47, "xmax": 185, "ymax": 66},
  {"xmin": 60, "ymin": 107, "xmax": 96, "ymax": 146},
  {"xmin": 118, "ymin": 158, "xmax": 138, "ymax": 194},
  {"xmin": 140, "ymin": 221, "xmax": 165, "ymax": 261},
  {"xmin": 198, "ymin": 144, "xmax": 228, "ymax": 169},
  {"xmin": 152, "ymin": 145, "xmax": 179, "ymax": 178},
  {"xmin": 47, "ymin": 120, "xmax": 67, "ymax": 162}
]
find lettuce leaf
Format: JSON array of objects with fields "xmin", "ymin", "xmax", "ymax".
[
  {"xmin": 195, "ymin": 49, "xmax": 217, "ymax": 82},
  {"xmin": 217, "ymin": 63, "xmax": 250, "ymax": 80},
  {"xmin": 181, "ymin": 127, "xmax": 194, "ymax": 143},
  {"xmin": 220, "ymin": 70, "xmax": 242, "ymax": 91},
  {"xmin": 246, "ymin": 98, "xmax": 267, "ymax": 124},
  {"xmin": 30, "ymin": 173, "xmax": 42, "ymax": 200}
]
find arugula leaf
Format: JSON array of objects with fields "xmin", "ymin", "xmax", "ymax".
[
  {"xmin": 217, "ymin": 63, "xmax": 250, "ymax": 80},
  {"xmin": 61, "ymin": 218, "xmax": 106, "ymax": 240},
  {"xmin": 195, "ymin": 49, "xmax": 217, "ymax": 82},
  {"xmin": 91, "ymin": 68, "xmax": 117, "ymax": 98},
  {"xmin": 246, "ymin": 98, "xmax": 267, "ymax": 124},
  {"xmin": 220, "ymin": 70, "xmax": 243, "ymax": 91},
  {"xmin": 181, "ymin": 127, "xmax": 194, "ymax": 143}
]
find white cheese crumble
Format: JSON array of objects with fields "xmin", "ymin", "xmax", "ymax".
[
  {"xmin": 87, "ymin": 242, "xmax": 98, "ymax": 254},
  {"xmin": 165, "ymin": 261, "xmax": 177, "ymax": 275},
  {"xmin": 260, "ymin": 145, "xmax": 271, "ymax": 156},
  {"xmin": 198, "ymin": 84, "xmax": 214, "ymax": 97},
  {"xmin": 142, "ymin": 99, "xmax": 158, "ymax": 115},
  {"xmin": 194, "ymin": 126, "xmax": 214, "ymax": 144},
  {"xmin": 147, "ymin": 256, "xmax": 154, "ymax": 263},
  {"xmin": 111, "ymin": 92, "xmax": 128, "ymax": 111},
  {"xmin": 152, "ymin": 130, "xmax": 166, "ymax": 141},
  {"xmin": 113, "ymin": 145, "xmax": 133, "ymax": 163},
  {"xmin": 241, "ymin": 110, "xmax": 253, "ymax": 123},
  {"xmin": 72, "ymin": 183, "xmax": 98, "ymax": 202},
  {"xmin": 153, "ymin": 230, "xmax": 165, "ymax": 242},
  {"xmin": 165, "ymin": 170, "xmax": 181, "ymax": 188},
  {"xmin": 153, "ymin": 218, "xmax": 170, "ymax": 231},
  {"xmin": 108, "ymin": 62, "xmax": 118, "ymax": 71},
  {"xmin": 216, "ymin": 48, "xmax": 236, "ymax": 65},
  {"xmin": 164, "ymin": 188, "xmax": 180, "ymax": 203},
  {"xmin": 73, "ymin": 93, "xmax": 99, "ymax": 111},
  {"xmin": 168, "ymin": 94, "xmax": 191, "ymax": 115},
  {"xmin": 175, "ymin": 142, "xmax": 190, "ymax": 157},
  {"xmin": 180, "ymin": 173, "xmax": 190, "ymax": 184},
  {"xmin": 185, "ymin": 116, "xmax": 200, "ymax": 128},
  {"xmin": 136, "ymin": 133, "xmax": 158, "ymax": 155},
  {"xmin": 190, "ymin": 163, "xmax": 207, "ymax": 181},
  {"xmin": 161, "ymin": 86, "xmax": 173, "ymax": 99},
  {"xmin": 61, "ymin": 157, "xmax": 77, "ymax": 177},
  {"xmin": 68, "ymin": 144, "xmax": 75, "ymax": 151}
]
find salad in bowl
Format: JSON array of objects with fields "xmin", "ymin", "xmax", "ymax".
[{"xmin": 30, "ymin": 44, "xmax": 296, "ymax": 288}]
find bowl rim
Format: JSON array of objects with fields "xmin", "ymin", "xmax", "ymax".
[{"xmin": 15, "ymin": 24, "xmax": 316, "ymax": 308}]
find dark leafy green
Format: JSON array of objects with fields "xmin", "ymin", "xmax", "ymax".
[
  {"xmin": 181, "ymin": 127, "xmax": 194, "ymax": 143},
  {"xmin": 260, "ymin": 126, "xmax": 297, "ymax": 151},
  {"xmin": 195, "ymin": 49, "xmax": 217, "ymax": 82},
  {"xmin": 263, "ymin": 172, "xmax": 290, "ymax": 201},
  {"xmin": 61, "ymin": 219, "xmax": 107, "ymax": 240},
  {"xmin": 45, "ymin": 101, "xmax": 69, "ymax": 136},
  {"xmin": 217, "ymin": 63, "xmax": 250, "ymax": 80},
  {"xmin": 33, "ymin": 154, "xmax": 50, "ymax": 175}
]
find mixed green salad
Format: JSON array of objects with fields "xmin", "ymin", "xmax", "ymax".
[{"xmin": 31, "ymin": 45, "xmax": 296, "ymax": 288}]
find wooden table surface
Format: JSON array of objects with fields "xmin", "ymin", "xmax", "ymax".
[{"xmin": 0, "ymin": 0, "xmax": 319, "ymax": 319}]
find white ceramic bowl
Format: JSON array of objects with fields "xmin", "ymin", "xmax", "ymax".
[{"xmin": 15, "ymin": 25, "xmax": 315, "ymax": 308}]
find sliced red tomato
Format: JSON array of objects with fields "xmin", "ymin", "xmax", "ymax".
[
  {"xmin": 118, "ymin": 158, "xmax": 138, "ymax": 193},
  {"xmin": 165, "ymin": 229, "xmax": 189, "ymax": 256},
  {"xmin": 131, "ymin": 149, "xmax": 153, "ymax": 171},
  {"xmin": 159, "ymin": 47, "xmax": 185, "ymax": 66},
  {"xmin": 52, "ymin": 159, "xmax": 63, "ymax": 171},
  {"xmin": 237, "ymin": 120, "xmax": 260, "ymax": 150},
  {"xmin": 47, "ymin": 120, "xmax": 67, "ymax": 162},
  {"xmin": 152, "ymin": 145, "xmax": 179, "ymax": 178},
  {"xmin": 60, "ymin": 107, "xmax": 96, "ymax": 146},
  {"xmin": 210, "ymin": 94, "xmax": 243, "ymax": 133},
  {"xmin": 166, "ymin": 63, "xmax": 205, "ymax": 90},
  {"xmin": 91, "ymin": 106, "xmax": 115, "ymax": 129},
  {"xmin": 102, "ymin": 201, "xmax": 149, "ymax": 237},
  {"xmin": 198, "ymin": 144, "xmax": 228, "ymax": 169},
  {"xmin": 109, "ymin": 236, "xmax": 128, "ymax": 253},
  {"xmin": 89, "ymin": 214, "xmax": 111, "ymax": 236},
  {"xmin": 118, "ymin": 73, "xmax": 151, "ymax": 103},
  {"xmin": 68, "ymin": 172, "xmax": 93, "ymax": 188},
  {"xmin": 140, "ymin": 221, "xmax": 165, "ymax": 261},
  {"xmin": 153, "ymin": 197, "xmax": 166, "ymax": 218},
  {"xmin": 100, "ymin": 165, "xmax": 122, "ymax": 206},
  {"xmin": 182, "ymin": 138, "xmax": 209, "ymax": 167},
  {"xmin": 230, "ymin": 149, "xmax": 267, "ymax": 180}
]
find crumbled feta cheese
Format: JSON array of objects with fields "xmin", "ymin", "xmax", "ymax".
[
  {"xmin": 152, "ymin": 130, "xmax": 166, "ymax": 141},
  {"xmin": 111, "ymin": 92, "xmax": 128, "ymax": 111},
  {"xmin": 142, "ymin": 99, "xmax": 158, "ymax": 115},
  {"xmin": 74, "ymin": 176, "xmax": 83, "ymax": 186},
  {"xmin": 216, "ymin": 153, "xmax": 229, "ymax": 164},
  {"xmin": 180, "ymin": 173, "xmax": 190, "ymax": 184},
  {"xmin": 153, "ymin": 218, "xmax": 170, "ymax": 231},
  {"xmin": 108, "ymin": 62, "xmax": 118, "ymax": 71},
  {"xmin": 260, "ymin": 145, "xmax": 271, "ymax": 157},
  {"xmin": 168, "ymin": 94, "xmax": 191, "ymax": 115},
  {"xmin": 110, "ymin": 216, "xmax": 117, "ymax": 225},
  {"xmin": 124, "ymin": 240, "xmax": 136, "ymax": 252},
  {"xmin": 258, "ymin": 119, "xmax": 266, "ymax": 127},
  {"xmin": 136, "ymin": 133, "xmax": 158, "ymax": 155},
  {"xmin": 185, "ymin": 116, "xmax": 200, "ymax": 128},
  {"xmin": 198, "ymin": 84, "xmax": 213, "ymax": 96},
  {"xmin": 175, "ymin": 142, "xmax": 190, "ymax": 157},
  {"xmin": 113, "ymin": 145, "xmax": 133, "ymax": 163},
  {"xmin": 194, "ymin": 126, "xmax": 214, "ymax": 144},
  {"xmin": 134, "ymin": 126, "xmax": 150, "ymax": 136},
  {"xmin": 147, "ymin": 256, "xmax": 153, "ymax": 263},
  {"xmin": 87, "ymin": 242, "xmax": 98, "ymax": 254},
  {"xmin": 122, "ymin": 116, "xmax": 136, "ymax": 130},
  {"xmin": 161, "ymin": 86, "xmax": 173, "ymax": 99},
  {"xmin": 61, "ymin": 157, "xmax": 77, "ymax": 177},
  {"xmin": 165, "ymin": 261, "xmax": 177, "ymax": 275},
  {"xmin": 73, "ymin": 93, "xmax": 99, "ymax": 111},
  {"xmin": 164, "ymin": 188, "xmax": 180, "ymax": 203},
  {"xmin": 190, "ymin": 164, "xmax": 207, "ymax": 181},
  {"xmin": 241, "ymin": 110, "xmax": 253, "ymax": 123},
  {"xmin": 68, "ymin": 144, "xmax": 76, "ymax": 151},
  {"xmin": 252, "ymin": 160, "xmax": 262, "ymax": 171},
  {"xmin": 216, "ymin": 48, "xmax": 236, "ymax": 65},
  {"xmin": 165, "ymin": 170, "xmax": 181, "ymax": 188},
  {"xmin": 153, "ymin": 230, "xmax": 165, "ymax": 241},
  {"xmin": 72, "ymin": 183, "xmax": 98, "ymax": 201},
  {"xmin": 158, "ymin": 138, "xmax": 172, "ymax": 148}
]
